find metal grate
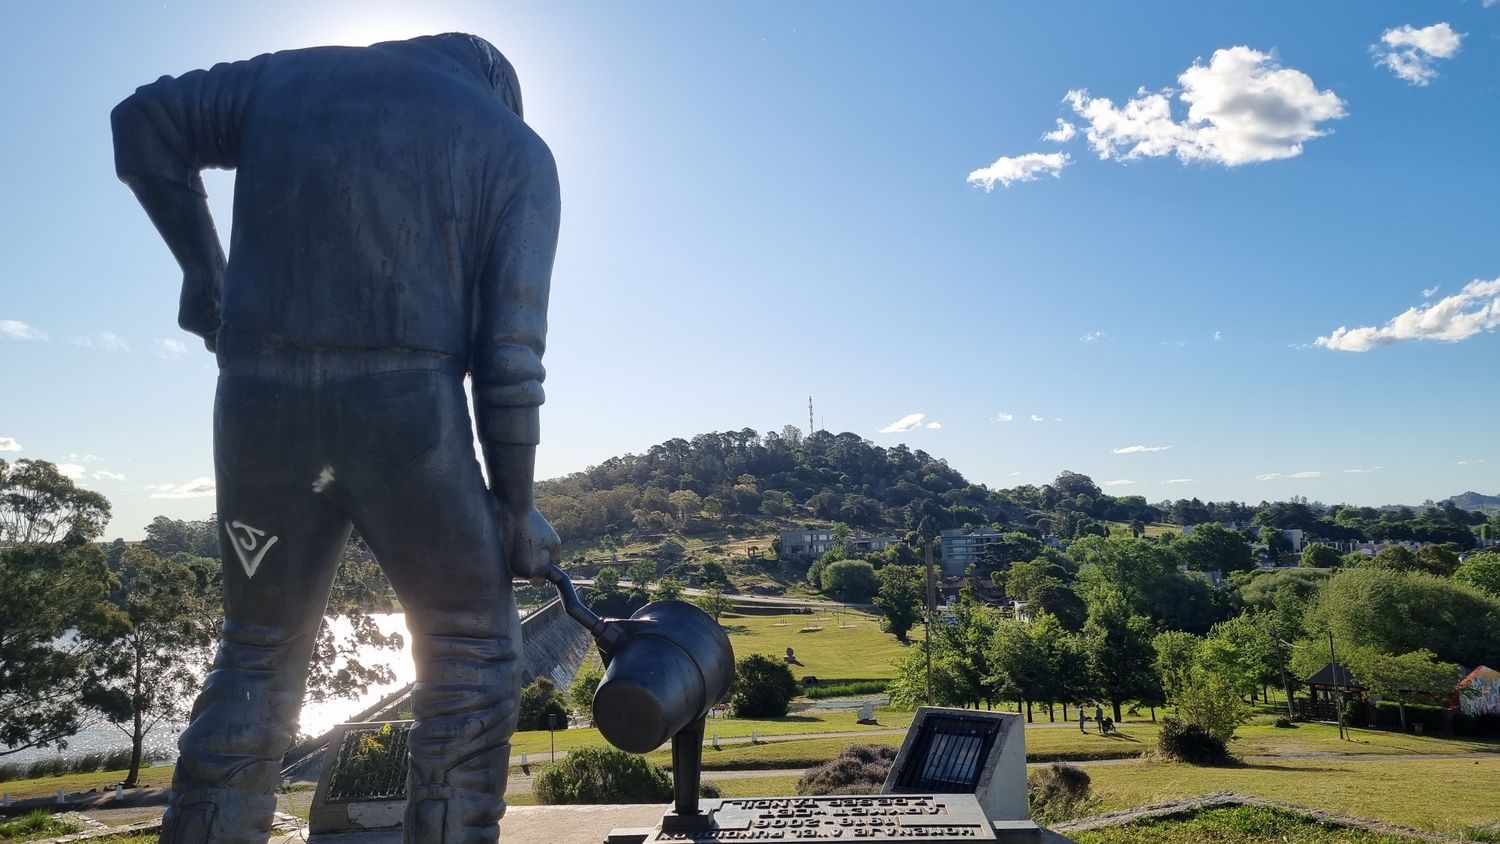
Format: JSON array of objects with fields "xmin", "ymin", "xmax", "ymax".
[
  {"xmin": 326, "ymin": 722, "xmax": 412, "ymax": 802},
  {"xmin": 892, "ymin": 714, "xmax": 1002, "ymax": 793}
]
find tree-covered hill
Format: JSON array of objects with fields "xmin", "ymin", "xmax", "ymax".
[
  {"xmin": 534, "ymin": 427, "xmax": 1500, "ymax": 558},
  {"xmin": 534, "ymin": 427, "xmax": 1160, "ymax": 547}
]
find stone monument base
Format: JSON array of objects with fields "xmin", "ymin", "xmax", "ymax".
[{"xmin": 604, "ymin": 795, "xmax": 1066, "ymax": 844}]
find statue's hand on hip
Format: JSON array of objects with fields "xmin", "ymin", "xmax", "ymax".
[{"xmin": 502, "ymin": 506, "xmax": 560, "ymax": 583}]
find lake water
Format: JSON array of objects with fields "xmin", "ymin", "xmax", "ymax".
[{"xmin": 6, "ymin": 613, "xmax": 418, "ymax": 767}]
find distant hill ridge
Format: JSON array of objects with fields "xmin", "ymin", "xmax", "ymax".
[{"xmin": 1445, "ymin": 491, "xmax": 1500, "ymax": 516}]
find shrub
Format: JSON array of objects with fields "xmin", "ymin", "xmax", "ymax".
[
  {"xmin": 796, "ymin": 744, "xmax": 896, "ymax": 796},
  {"xmin": 699, "ymin": 561, "xmax": 729, "ymax": 587},
  {"xmin": 1372, "ymin": 700, "xmax": 1445, "ymax": 733},
  {"xmin": 1272, "ymin": 716, "xmax": 1296, "ymax": 729},
  {"xmin": 518, "ymin": 678, "xmax": 570, "ymax": 731},
  {"xmin": 1027, "ymin": 763, "xmax": 1097, "ymax": 825},
  {"xmin": 1175, "ymin": 673, "xmax": 1249, "ymax": 744},
  {"xmin": 1342, "ymin": 698, "xmax": 1369, "ymax": 728},
  {"xmin": 1157, "ymin": 716, "xmax": 1230, "ymax": 764},
  {"xmin": 821, "ymin": 560, "xmax": 878, "ymax": 602},
  {"xmin": 730, "ymin": 654, "xmax": 799, "ymax": 718},
  {"xmin": 533, "ymin": 747, "xmax": 672, "ymax": 804}
]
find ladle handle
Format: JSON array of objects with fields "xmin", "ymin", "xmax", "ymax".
[{"xmin": 544, "ymin": 564, "xmax": 625, "ymax": 653}]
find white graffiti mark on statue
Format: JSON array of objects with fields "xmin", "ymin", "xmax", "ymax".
[{"xmin": 223, "ymin": 520, "xmax": 280, "ymax": 579}]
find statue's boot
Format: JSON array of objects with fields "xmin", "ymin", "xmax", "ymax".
[
  {"xmin": 159, "ymin": 785, "xmax": 278, "ymax": 844},
  {"xmin": 404, "ymin": 635, "xmax": 519, "ymax": 844}
]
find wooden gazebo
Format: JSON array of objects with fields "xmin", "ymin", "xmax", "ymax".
[{"xmin": 1296, "ymin": 661, "xmax": 1364, "ymax": 722}]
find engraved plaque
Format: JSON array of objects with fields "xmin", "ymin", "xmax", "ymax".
[{"xmin": 646, "ymin": 795, "xmax": 996, "ymax": 843}]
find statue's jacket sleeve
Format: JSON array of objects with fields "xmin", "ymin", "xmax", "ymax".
[{"xmin": 108, "ymin": 41, "xmax": 560, "ymax": 446}]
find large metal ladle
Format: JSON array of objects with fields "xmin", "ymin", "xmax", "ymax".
[{"xmin": 544, "ymin": 564, "xmax": 735, "ymax": 818}]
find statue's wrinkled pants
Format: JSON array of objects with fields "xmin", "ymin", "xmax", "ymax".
[{"xmin": 160, "ymin": 348, "xmax": 521, "ymax": 844}]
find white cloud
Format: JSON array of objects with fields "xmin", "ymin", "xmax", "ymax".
[
  {"xmin": 995, "ymin": 412, "xmax": 1015, "ymax": 423},
  {"xmin": 1422, "ymin": 285, "xmax": 1440, "ymax": 298},
  {"xmin": 1100, "ymin": 479, "xmax": 1137, "ymax": 487},
  {"xmin": 1052, "ymin": 418, "xmax": 1063, "ymax": 422},
  {"xmin": 967, "ymin": 152, "xmax": 1071, "ymax": 191},
  {"xmin": 1114, "ymin": 444, "xmax": 1172, "ymax": 454},
  {"xmin": 58, "ymin": 463, "xmax": 86, "ymax": 479},
  {"xmin": 1066, "ymin": 46, "xmax": 1345, "ymax": 167},
  {"xmin": 1289, "ymin": 470, "xmax": 1322, "ymax": 479},
  {"xmin": 879, "ymin": 413, "xmax": 938, "ymax": 434},
  {"xmin": 1079, "ymin": 331, "xmax": 1108, "ymax": 343},
  {"xmin": 1029, "ymin": 415, "xmax": 1045, "ymax": 423},
  {"xmin": 155, "ymin": 338, "xmax": 188, "ymax": 360},
  {"xmin": 1315, "ymin": 277, "xmax": 1500, "ymax": 351},
  {"xmin": 1343, "ymin": 466, "xmax": 1383, "ymax": 474},
  {"xmin": 0, "ymin": 437, "xmax": 21, "ymax": 452},
  {"xmin": 1008, "ymin": 471, "xmax": 1023, "ymax": 477},
  {"xmin": 1160, "ymin": 340, "xmax": 1187, "ymax": 348},
  {"xmin": 1456, "ymin": 459, "xmax": 1488, "ymax": 466},
  {"xmin": 925, "ymin": 422, "xmax": 943, "ymax": 430},
  {"xmin": 1374, "ymin": 23, "xmax": 1463, "ymax": 86},
  {"xmin": 1042, "ymin": 119, "xmax": 1078, "ymax": 143},
  {"xmin": 1213, "ymin": 330, "xmax": 1223, "ymax": 342},
  {"xmin": 93, "ymin": 469, "xmax": 127, "ymax": 481},
  {"xmin": 1163, "ymin": 478, "xmax": 1195, "ymax": 484},
  {"xmin": 149, "ymin": 477, "xmax": 217, "ymax": 499},
  {"xmin": 1, "ymin": 319, "xmax": 48, "ymax": 341},
  {"xmin": 67, "ymin": 453, "xmax": 101, "ymax": 464},
  {"xmin": 74, "ymin": 332, "xmax": 130, "ymax": 352}
]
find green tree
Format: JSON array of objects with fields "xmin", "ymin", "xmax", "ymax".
[
  {"xmin": 694, "ymin": 585, "xmax": 731, "ymax": 621},
  {"xmin": 1414, "ymin": 544, "xmax": 1461, "ymax": 577},
  {"xmin": 821, "ymin": 559, "xmax": 879, "ymax": 602},
  {"xmin": 650, "ymin": 578, "xmax": 683, "ymax": 601},
  {"xmin": 92, "ymin": 547, "xmax": 218, "ymax": 786},
  {"xmin": 1364, "ymin": 545, "xmax": 1419, "ymax": 572},
  {"xmin": 1153, "ymin": 630, "xmax": 1202, "ymax": 706},
  {"xmin": 874, "ymin": 564, "xmax": 923, "ymax": 642},
  {"xmin": 627, "ymin": 559, "xmax": 658, "ymax": 590},
  {"xmin": 518, "ymin": 677, "xmax": 570, "ymax": 731},
  {"xmin": 1082, "ymin": 594, "xmax": 1159, "ymax": 723},
  {"xmin": 568, "ymin": 663, "xmax": 603, "ymax": 719},
  {"xmin": 1178, "ymin": 523, "xmax": 1253, "ymax": 573},
  {"xmin": 1454, "ymin": 551, "xmax": 1500, "ymax": 595},
  {"xmin": 666, "ymin": 490, "xmax": 702, "ymax": 528},
  {"xmin": 0, "ymin": 459, "xmax": 124, "ymax": 757},
  {"xmin": 1003, "ymin": 558, "xmax": 1061, "ymax": 604},
  {"xmin": 730, "ymin": 654, "xmax": 799, "ymax": 717},
  {"xmin": 1345, "ymin": 648, "xmax": 1463, "ymax": 732},
  {"xmin": 1305, "ymin": 568, "xmax": 1500, "ymax": 668},
  {"xmin": 594, "ymin": 567, "xmax": 621, "ymax": 593},
  {"xmin": 1300, "ymin": 543, "xmax": 1341, "ymax": 569}
]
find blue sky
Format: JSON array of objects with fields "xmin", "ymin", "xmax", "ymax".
[{"xmin": 2, "ymin": 1, "xmax": 1497, "ymax": 539}]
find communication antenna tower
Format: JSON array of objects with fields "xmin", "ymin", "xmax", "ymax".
[{"xmin": 808, "ymin": 396, "xmax": 815, "ymax": 437}]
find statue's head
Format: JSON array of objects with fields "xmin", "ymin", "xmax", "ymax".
[{"xmin": 422, "ymin": 33, "xmax": 524, "ymax": 120}]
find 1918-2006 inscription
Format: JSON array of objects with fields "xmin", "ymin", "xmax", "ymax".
[{"xmin": 650, "ymin": 796, "xmax": 996, "ymax": 843}]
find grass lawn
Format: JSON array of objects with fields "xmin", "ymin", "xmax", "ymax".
[
  {"xmin": 719, "ymin": 610, "xmax": 912, "ymax": 681},
  {"xmin": 1068, "ymin": 804, "xmax": 1437, "ymax": 843},
  {"xmin": 1082, "ymin": 757, "xmax": 1500, "ymax": 836},
  {"xmin": 0, "ymin": 765, "xmax": 175, "ymax": 801},
  {"xmin": 510, "ymin": 708, "xmax": 914, "ymax": 758}
]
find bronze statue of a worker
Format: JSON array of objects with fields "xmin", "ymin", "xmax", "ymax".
[{"xmin": 112, "ymin": 33, "xmax": 561, "ymax": 843}]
